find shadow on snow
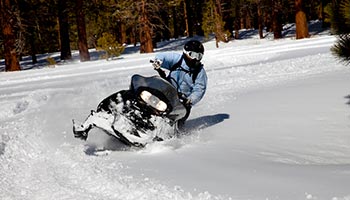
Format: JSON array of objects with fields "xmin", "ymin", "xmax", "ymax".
[
  {"xmin": 84, "ymin": 133, "xmax": 132, "ymax": 156},
  {"xmin": 345, "ymin": 94, "xmax": 350, "ymax": 105},
  {"xmin": 183, "ymin": 113, "xmax": 230, "ymax": 133}
]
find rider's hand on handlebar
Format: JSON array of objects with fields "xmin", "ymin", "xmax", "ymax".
[
  {"xmin": 185, "ymin": 98, "xmax": 192, "ymax": 107},
  {"xmin": 150, "ymin": 59, "xmax": 162, "ymax": 70},
  {"xmin": 180, "ymin": 94, "xmax": 192, "ymax": 107}
]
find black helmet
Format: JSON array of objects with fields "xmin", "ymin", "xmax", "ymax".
[
  {"xmin": 183, "ymin": 40, "xmax": 204, "ymax": 61},
  {"xmin": 183, "ymin": 40, "xmax": 204, "ymax": 70}
]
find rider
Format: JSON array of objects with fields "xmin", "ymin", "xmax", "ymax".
[{"xmin": 151, "ymin": 40, "xmax": 208, "ymax": 128}]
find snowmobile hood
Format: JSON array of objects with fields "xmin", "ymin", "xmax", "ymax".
[{"xmin": 130, "ymin": 74, "xmax": 186, "ymax": 120}]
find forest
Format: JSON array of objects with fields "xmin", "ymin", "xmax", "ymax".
[{"xmin": 1, "ymin": 0, "xmax": 349, "ymax": 71}]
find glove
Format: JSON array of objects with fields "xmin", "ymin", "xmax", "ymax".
[
  {"xmin": 178, "ymin": 93, "xmax": 192, "ymax": 107},
  {"xmin": 182, "ymin": 98, "xmax": 192, "ymax": 108},
  {"xmin": 150, "ymin": 59, "xmax": 162, "ymax": 69},
  {"xmin": 185, "ymin": 98, "xmax": 192, "ymax": 107}
]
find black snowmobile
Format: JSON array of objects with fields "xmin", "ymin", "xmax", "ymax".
[{"xmin": 73, "ymin": 68, "xmax": 187, "ymax": 147}]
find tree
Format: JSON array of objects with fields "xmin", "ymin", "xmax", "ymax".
[
  {"xmin": 168, "ymin": 1, "xmax": 181, "ymax": 38},
  {"xmin": 0, "ymin": 0, "xmax": 21, "ymax": 71},
  {"xmin": 138, "ymin": 0, "xmax": 153, "ymax": 53},
  {"xmin": 324, "ymin": 0, "xmax": 346, "ymax": 34},
  {"xmin": 233, "ymin": 0, "xmax": 242, "ymax": 39},
  {"xmin": 107, "ymin": 0, "xmax": 138, "ymax": 45},
  {"xmin": 331, "ymin": 0, "xmax": 350, "ymax": 65},
  {"xmin": 272, "ymin": 0, "xmax": 283, "ymax": 39},
  {"xmin": 106, "ymin": 0, "xmax": 166, "ymax": 53},
  {"xmin": 202, "ymin": 0, "xmax": 228, "ymax": 47},
  {"xmin": 18, "ymin": 0, "xmax": 42, "ymax": 64},
  {"xmin": 256, "ymin": 0, "xmax": 264, "ymax": 39},
  {"xmin": 96, "ymin": 32, "xmax": 124, "ymax": 60},
  {"xmin": 295, "ymin": 0, "xmax": 309, "ymax": 39},
  {"xmin": 214, "ymin": 0, "xmax": 229, "ymax": 45},
  {"xmin": 1, "ymin": 0, "xmax": 330, "ymax": 64},
  {"xmin": 17, "ymin": 0, "xmax": 61, "ymax": 61},
  {"xmin": 183, "ymin": 0, "xmax": 190, "ymax": 36},
  {"xmin": 331, "ymin": 34, "xmax": 350, "ymax": 65},
  {"xmin": 202, "ymin": 0, "xmax": 217, "ymax": 38},
  {"xmin": 340, "ymin": 0, "xmax": 350, "ymax": 30},
  {"xmin": 76, "ymin": 0, "xmax": 90, "ymax": 62},
  {"xmin": 21, "ymin": 1, "xmax": 37, "ymax": 64},
  {"xmin": 58, "ymin": 0, "xmax": 72, "ymax": 60}
]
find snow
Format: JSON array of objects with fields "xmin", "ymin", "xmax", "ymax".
[{"xmin": 1, "ymin": 26, "xmax": 350, "ymax": 199}]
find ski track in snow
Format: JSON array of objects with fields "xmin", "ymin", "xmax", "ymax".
[{"xmin": 1, "ymin": 34, "xmax": 350, "ymax": 199}]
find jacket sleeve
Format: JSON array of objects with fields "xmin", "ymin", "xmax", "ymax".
[
  {"xmin": 154, "ymin": 52, "xmax": 181, "ymax": 70},
  {"xmin": 188, "ymin": 68, "xmax": 208, "ymax": 105}
]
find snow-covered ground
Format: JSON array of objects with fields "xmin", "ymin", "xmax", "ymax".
[{"xmin": 1, "ymin": 27, "xmax": 350, "ymax": 200}]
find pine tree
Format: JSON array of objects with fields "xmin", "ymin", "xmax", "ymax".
[
  {"xmin": 96, "ymin": 33, "xmax": 124, "ymax": 60},
  {"xmin": 76, "ymin": 0, "xmax": 90, "ymax": 62},
  {"xmin": 1, "ymin": 0, "xmax": 21, "ymax": 71},
  {"xmin": 202, "ymin": 0, "xmax": 216, "ymax": 38},
  {"xmin": 331, "ymin": 0, "xmax": 350, "ymax": 65},
  {"xmin": 138, "ymin": 0, "xmax": 154, "ymax": 53},
  {"xmin": 331, "ymin": 34, "xmax": 350, "ymax": 65},
  {"xmin": 340, "ymin": 0, "xmax": 350, "ymax": 31},
  {"xmin": 272, "ymin": 0, "xmax": 283, "ymax": 39},
  {"xmin": 295, "ymin": 0, "xmax": 309, "ymax": 39},
  {"xmin": 202, "ymin": 0, "xmax": 228, "ymax": 47},
  {"xmin": 58, "ymin": 0, "xmax": 72, "ymax": 60},
  {"xmin": 19, "ymin": 4, "xmax": 63, "ymax": 62},
  {"xmin": 104, "ymin": 0, "xmax": 166, "ymax": 53},
  {"xmin": 1, "ymin": 0, "xmax": 332, "ymax": 63}
]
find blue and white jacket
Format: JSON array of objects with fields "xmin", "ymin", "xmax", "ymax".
[{"xmin": 155, "ymin": 52, "xmax": 207, "ymax": 105}]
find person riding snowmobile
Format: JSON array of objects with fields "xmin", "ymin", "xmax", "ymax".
[
  {"xmin": 151, "ymin": 40, "xmax": 208, "ymax": 128},
  {"xmin": 72, "ymin": 40, "xmax": 207, "ymax": 145}
]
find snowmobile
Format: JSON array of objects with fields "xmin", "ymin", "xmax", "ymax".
[{"xmin": 72, "ymin": 68, "xmax": 187, "ymax": 147}]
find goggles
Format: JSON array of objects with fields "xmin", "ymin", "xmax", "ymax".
[{"xmin": 183, "ymin": 50, "xmax": 203, "ymax": 61}]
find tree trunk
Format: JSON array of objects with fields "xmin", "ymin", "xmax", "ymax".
[
  {"xmin": 186, "ymin": 0, "xmax": 194, "ymax": 37},
  {"xmin": 257, "ymin": 1, "xmax": 264, "ymax": 39},
  {"xmin": 214, "ymin": 0, "xmax": 222, "ymax": 44},
  {"xmin": 58, "ymin": 0, "xmax": 72, "ymax": 61},
  {"xmin": 234, "ymin": 3, "xmax": 240, "ymax": 39},
  {"xmin": 272, "ymin": 4, "xmax": 282, "ymax": 39},
  {"xmin": 172, "ymin": 6, "xmax": 179, "ymax": 38},
  {"xmin": 29, "ymin": 27, "xmax": 38, "ymax": 64},
  {"xmin": 1, "ymin": 0, "xmax": 21, "ymax": 71},
  {"xmin": 139, "ymin": 23, "xmax": 153, "ymax": 53},
  {"xmin": 295, "ymin": 0, "xmax": 309, "ymax": 39},
  {"xmin": 76, "ymin": 0, "xmax": 90, "ymax": 62},
  {"xmin": 183, "ymin": 0, "xmax": 189, "ymax": 37},
  {"xmin": 120, "ymin": 23, "xmax": 127, "ymax": 44},
  {"xmin": 139, "ymin": 0, "xmax": 153, "ymax": 53},
  {"xmin": 320, "ymin": 0, "xmax": 328, "ymax": 28},
  {"xmin": 240, "ymin": 10, "xmax": 245, "ymax": 29}
]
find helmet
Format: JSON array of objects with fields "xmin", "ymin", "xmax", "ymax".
[
  {"xmin": 183, "ymin": 40, "xmax": 204, "ymax": 61},
  {"xmin": 183, "ymin": 40, "xmax": 204, "ymax": 69}
]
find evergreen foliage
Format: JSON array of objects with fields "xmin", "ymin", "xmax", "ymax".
[
  {"xmin": 96, "ymin": 33, "xmax": 125, "ymax": 60},
  {"xmin": 46, "ymin": 56, "xmax": 56, "ymax": 67},
  {"xmin": 340, "ymin": 0, "xmax": 350, "ymax": 28},
  {"xmin": 331, "ymin": 34, "xmax": 350, "ymax": 65},
  {"xmin": 202, "ymin": 0, "xmax": 217, "ymax": 38},
  {"xmin": 202, "ymin": 0, "xmax": 230, "ymax": 47},
  {"xmin": 330, "ymin": 0, "xmax": 350, "ymax": 65},
  {"xmin": 0, "ymin": 0, "xmax": 343, "ymax": 68}
]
